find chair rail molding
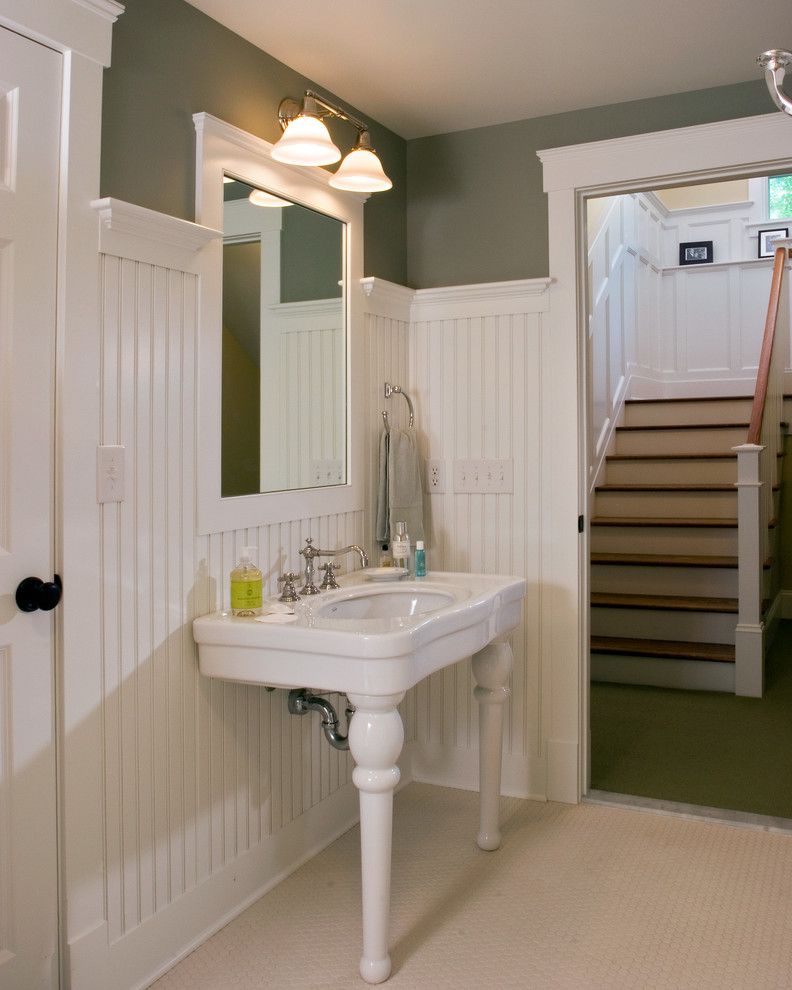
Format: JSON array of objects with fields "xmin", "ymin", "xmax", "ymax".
[
  {"xmin": 92, "ymin": 197, "xmax": 222, "ymax": 269},
  {"xmin": 538, "ymin": 110, "xmax": 792, "ymax": 805}
]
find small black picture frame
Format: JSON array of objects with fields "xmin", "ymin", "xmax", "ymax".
[
  {"xmin": 758, "ymin": 227, "xmax": 789, "ymax": 258},
  {"xmin": 679, "ymin": 240, "xmax": 714, "ymax": 266}
]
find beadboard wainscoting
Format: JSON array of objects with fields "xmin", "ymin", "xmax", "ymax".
[
  {"xmin": 69, "ymin": 203, "xmax": 414, "ymax": 990},
  {"xmin": 73, "ymin": 205, "xmax": 547, "ymax": 989},
  {"xmin": 406, "ymin": 278, "xmax": 552, "ymax": 801}
]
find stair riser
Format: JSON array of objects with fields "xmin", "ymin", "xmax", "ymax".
[
  {"xmin": 605, "ymin": 458, "xmax": 736, "ymax": 484},
  {"xmin": 591, "ymin": 607, "xmax": 736, "ymax": 644},
  {"xmin": 614, "ymin": 427, "xmax": 747, "ymax": 455},
  {"xmin": 624, "ymin": 399, "xmax": 753, "ymax": 427},
  {"xmin": 590, "ymin": 564, "xmax": 740, "ymax": 598},
  {"xmin": 591, "ymin": 654, "xmax": 735, "ymax": 692},
  {"xmin": 594, "ymin": 490, "xmax": 736, "ymax": 518},
  {"xmin": 591, "ymin": 526, "xmax": 737, "ymax": 555}
]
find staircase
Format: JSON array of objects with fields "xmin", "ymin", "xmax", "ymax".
[{"xmin": 590, "ymin": 396, "xmax": 775, "ymax": 693}]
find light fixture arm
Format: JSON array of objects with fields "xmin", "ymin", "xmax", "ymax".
[
  {"xmin": 278, "ymin": 90, "xmax": 371, "ymax": 143},
  {"xmin": 758, "ymin": 50, "xmax": 792, "ymax": 117}
]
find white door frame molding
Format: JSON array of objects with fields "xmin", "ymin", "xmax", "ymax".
[
  {"xmin": 0, "ymin": 0, "xmax": 123, "ymax": 981},
  {"xmin": 537, "ymin": 111, "xmax": 792, "ymax": 804}
]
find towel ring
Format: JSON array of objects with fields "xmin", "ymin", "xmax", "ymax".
[{"xmin": 382, "ymin": 382, "xmax": 414, "ymax": 431}]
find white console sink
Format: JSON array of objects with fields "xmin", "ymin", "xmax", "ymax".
[
  {"xmin": 193, "ymin": 569, "xmax": 525, "ymax": 984},
  {"xmin": 193, "ymin": 571, "xmax": 524, "ymax": 696}
]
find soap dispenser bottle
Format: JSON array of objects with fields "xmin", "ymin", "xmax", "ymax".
[
  {"xmin": 230, "ymin": 546, "xmax": 263, "ymax": 616},
  {"xmin": 391, "ymin": 521, "xmax": 410, "ymax": 574}
]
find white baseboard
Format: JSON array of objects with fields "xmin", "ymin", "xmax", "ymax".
[
  {"xmin": 410, "ymin": 741, "xmax": 546, "ymax": 802},
  {"xmin": 776, "ymin": 589, "xmax": 792, "ymax": 620},
  {"xmin": 69, "ymin": 782, "xmax": 363, "ymax": 990}
]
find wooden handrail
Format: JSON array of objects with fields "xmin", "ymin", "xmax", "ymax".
[{"xmin": 747, "ymin": 246, "xmax": 791, "ymax": 444}]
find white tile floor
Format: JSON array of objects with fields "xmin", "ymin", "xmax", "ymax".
[{"xmin": 152, "ymin": 783, "xmax": 792, "ymax": 989}]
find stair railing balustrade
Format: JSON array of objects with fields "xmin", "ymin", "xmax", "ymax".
[{"xmin": 734, "ymin": 244, "xmax": 791, "ymax": 697}]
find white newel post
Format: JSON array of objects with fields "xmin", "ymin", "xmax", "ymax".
[
  {"xmin": 347, "ymin": 692, "xmax": 405, "ymax": 985},
  {"xmin": 472, "ymin": 640, "xmax": 513, "ymax": 850},
  {"xmin": 734, "ymin": 443, "xmax": 765, "ymax": 698}
]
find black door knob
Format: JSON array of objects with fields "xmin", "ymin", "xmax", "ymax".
[{"xmin": 15, "ymin": 574, "xmax": 62, "ymax": 612}]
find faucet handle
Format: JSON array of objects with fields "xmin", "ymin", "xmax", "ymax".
[
  {"xmin": 319, "ymin": 562, "xmax": 341, "ymax": 590},
  {"xmin": 277, "ymin": 572, "xmax": 301, "ymax": 603}
]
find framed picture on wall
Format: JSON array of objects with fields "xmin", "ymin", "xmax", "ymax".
[
  {"xmin": 678, "ymin": 240, "xmax": 714, "ymax": 266},
  {"xmin": 758, "ymin": 227, "xmax": 789, "ymax": 258}
]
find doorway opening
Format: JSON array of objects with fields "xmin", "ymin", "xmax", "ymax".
[{"xmin": 585, "ymin": 172, "xmax": 792, "ymax": 818}]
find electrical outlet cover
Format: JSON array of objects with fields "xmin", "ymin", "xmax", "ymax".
[{"xmin": 426, "ymin": 458, "xmax": 447, "ymax": 493}]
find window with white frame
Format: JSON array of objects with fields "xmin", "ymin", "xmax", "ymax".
[{"xmin": 768, "ymin": 174, "xmax": 792, "ymax": 219}]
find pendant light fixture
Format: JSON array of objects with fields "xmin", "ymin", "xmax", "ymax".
[
  {"xmin": 758, "ymin": 50, "xmax": 792, "ymax": 116},
  {"xmin": 272, "ymin": 89, "xmax": 392, "ymax": 192}
]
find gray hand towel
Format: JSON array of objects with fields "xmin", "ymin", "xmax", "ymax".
[
  {"xmin": 388, "ymin": 427, "xmax": 425, "ymax": 544},
  {"xmin": 375, "ymin": 427, "xmax": 390, "ymax": 544}
]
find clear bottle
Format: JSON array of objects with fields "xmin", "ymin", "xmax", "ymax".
[
  {"xmin": 414, "ymin": 540, "xmax": 426, "ymax": 578},
  {"xmin": 391, "ymin": 521, "xmax": 410, "ymax": 574},
  {"xmin": 230, "ymin": 545, "xmax": 263, "ymax": 616}
]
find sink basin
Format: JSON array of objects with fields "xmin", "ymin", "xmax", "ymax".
[
  {"xmin": 316, "ymin": 587, "xmax": 454, "ymax": 620},
  {"xmin": 193, "ymin": 571, "xmax": 525, "ymax": 695}
]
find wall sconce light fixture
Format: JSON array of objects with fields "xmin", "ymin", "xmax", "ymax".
[
  {"xmin": 758, "ymin": 50, "xmax": 792, "ymax": 116},
  {"xmin": 272, "ymin": 90, "xmax": 393, "ymax": 193}
]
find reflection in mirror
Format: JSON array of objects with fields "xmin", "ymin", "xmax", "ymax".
[{"xmin": 221, "ymin": 176, "xmax": 346, "ymax": 497}]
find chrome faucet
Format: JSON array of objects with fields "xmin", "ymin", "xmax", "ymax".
[{"xmin": 298, "ymin": 537, "xmax": 369, "ymax": 595}]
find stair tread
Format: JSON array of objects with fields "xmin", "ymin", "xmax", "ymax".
[
  {"xmin": 591, "ymin": 552, "xmax": 772, "ymax": 568},
  {"xmin": 591, "ymin": 515, "xmax": 738, "ymax": 527},
  {"xmin": 625, "ymin": 397, "xmax": 753, "ymax": 405},
  {"xmin": 607, "ymin": 452, "xmax": 738, "ymax": 461},
  {"xmin": 591, "ymin": 636, "xmax": 735, "ymax": 663},
  {"xmin": 616, "ymin": 423, "xmax": 749, "ymax": 432},
  {"xmin": 595, "ymin": 483, "xmax": 737, "ymax": 492},
  {"xmin": 607, "ymin": 452, "xmax": 782, "ymax": 461},
  {"xmin": 591, "ymin": 592, "xmax": 738, "ymax": 613}
]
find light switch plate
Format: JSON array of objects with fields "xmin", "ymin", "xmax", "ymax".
[
  {"xmin": 453, "ymin": 459, "xmax": 513, "ymax": 493},
  {"xmin": 97, "ymin": 444, "xmax": 125, "ymax": 503}
]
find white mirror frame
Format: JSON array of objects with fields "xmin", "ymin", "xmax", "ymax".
[{"xmin": 193, "ymin": 112, "xmax": 367, "ymax": 535}]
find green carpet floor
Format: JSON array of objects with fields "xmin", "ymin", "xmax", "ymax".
[{"xmin": 590, "ymin": 620, "xmax": 792, "ymax": 818}]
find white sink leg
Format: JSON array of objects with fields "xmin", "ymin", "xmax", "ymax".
[
  {"xmin": 347, "ymin": 691, "xmax": 405, "ymax": 985},
  {"xmin": 472, "ymin": 640, "xmax": 513, "ymax": 851}
]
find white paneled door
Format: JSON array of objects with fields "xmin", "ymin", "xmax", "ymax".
[{"xmin": 0, "ymin": 27, "xmax": 62, "ymax": 990}]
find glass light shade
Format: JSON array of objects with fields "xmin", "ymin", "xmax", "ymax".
[
  {"xmin": 329, "ymin": 147, "xmax": 393, "ymax": 192},
  {"xmin": 248, "ymin": 189, "xmax": 292, "ymax": 208},
  {"xmin": 271, "ymin": 114, "xmax": 341, "ymax": 166}
]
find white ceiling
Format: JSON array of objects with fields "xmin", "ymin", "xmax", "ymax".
[{"xmin": 183, "ymin": 0, "xmax": 789, "ymax": 139}]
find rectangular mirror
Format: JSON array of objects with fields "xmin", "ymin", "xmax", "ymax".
[
  {"xmin": 194, "ymin": 112, "xmax": 365, "ymax": 536},
  {"xmin": 221, "ymin": 178, "xmax": 346, "ymax": 497}
]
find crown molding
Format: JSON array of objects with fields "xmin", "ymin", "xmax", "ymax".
[
  {"xmin": 92, "ymin": 198, "xmax": 222, "ymax": 270},
  {"xmin": 0, "ymin": 0, "xmax": 123, "ymax": 64},
  {"xmin": 72, "ymin": 0, "xmax": 124, "ymax": 19}
]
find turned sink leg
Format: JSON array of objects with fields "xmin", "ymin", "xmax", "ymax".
[
  {"xmin": 472, "ymin": 640, "xmax": 513, "ymax": 851},
  {"xmin": 347, "ymin": 691, "xmax": 405, "ymax": 985}
]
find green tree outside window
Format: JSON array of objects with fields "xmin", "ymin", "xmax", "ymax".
[{"xmin": 768, "ymin": 174, "xmax": 792, "ymax": 219}]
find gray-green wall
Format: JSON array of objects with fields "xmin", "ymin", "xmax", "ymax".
[
  {"xmin": 102, "ymin": 2, "xmax": 777, "ymax": 290},
  {"xmin": 100, "ymin": 0, "xmax": 407, "ymax": 285},
  {"xmin": 407, "ymin": 81, "xmax": 774, "ymax": 288}
]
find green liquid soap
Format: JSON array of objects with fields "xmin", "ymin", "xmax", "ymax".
[{"xmin": 230, "ymin": 545, "xmax": 263, "ymax": 616}]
